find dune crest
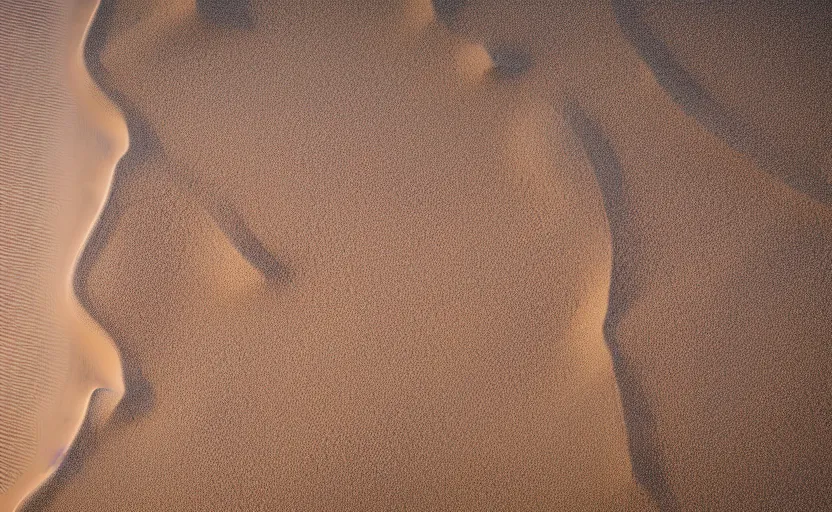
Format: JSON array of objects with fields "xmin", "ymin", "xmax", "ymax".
[{"xmin": 1, "ymin": 0, "xmax": 126, "ymax": 510}]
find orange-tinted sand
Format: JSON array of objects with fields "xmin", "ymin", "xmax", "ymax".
[
  {"xmin": 2, "ymin": 0, "xmax": 831, "ymax": 510},
  {"xmin": 1, "ymin": 1, "xmax": 124, "ymax": 509}
]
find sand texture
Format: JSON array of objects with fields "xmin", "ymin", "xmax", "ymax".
[
  {"xmin": 2, "ymin": 0, "xmax": 831, "ymax": 510},
  {"xmin": 1, "ymin": 1, "xmax": 126, "ymax": 509}
]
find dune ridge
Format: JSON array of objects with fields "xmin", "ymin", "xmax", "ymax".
[{"xmin": 1, "ymin": 0, "xmax": 126, "ymax": 510}]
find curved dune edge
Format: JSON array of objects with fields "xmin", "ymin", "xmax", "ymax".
[
  {"xmin": 4, "ymin": 1, "xmax": 829, "ymax": 510},
  {"xmin": 2, "ymin": 1, "xmax": 127, "ymax": 510},
  {"xmin": 611, "ymin": 0, "xmax": 832, "ymax": 207}
]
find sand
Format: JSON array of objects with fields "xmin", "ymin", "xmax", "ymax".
[
  {"xmin": 1, "ymin": 0, "xmax": 125, "ymax": 509},
  {"xmin": 1, "ymin": 0, "xmax": 830, "ymax": 510}
]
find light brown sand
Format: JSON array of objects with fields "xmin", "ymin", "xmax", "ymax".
[
  {"xmin": 2, "ymin": 0, "xmax": 831, "ymax": 510},
  {"xmin": 1, "ymin": 0, "xmax": 125, "ymax": 510},
  {"xmin": 0, "ymin": 0, "xmax": 66, "ymax": 499}
]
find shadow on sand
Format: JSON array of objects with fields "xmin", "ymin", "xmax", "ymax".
[
  {"xmin": 24, "ymin": 0, "xmax": 283, "ymax": 508},
  {"xmin": 565, "ymin": 100, "xmax": 678, "ymax": 511},
  {"xmin": 612, "ymin": 0, "xmax": 831, "ymax": 207}
]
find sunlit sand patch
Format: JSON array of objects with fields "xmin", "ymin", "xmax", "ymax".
[
  {"xmin": 451, "ymin": 41, "xmax": 494, "ymax": 82},
  {"xmin": 402, "ymin": 0, "xmax": 436, "ymax": 32},
  {"xmin": 0, "ymin": 0, "xmax": 128, "ymax": 509},
  {"xmin": 82, "ymin": 173, "xmax": 265, "ymax": 327},
  {"xmin": 186, "ymin": 203, "xmax": 268, "ymax": 299},
  {"xmin": 501, "ymin": 101, "xmax": 619, "ymax": 380}
]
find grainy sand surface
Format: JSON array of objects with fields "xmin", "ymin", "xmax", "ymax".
[{"xmin": 2, "ymin": 0, "xmax": 831, "ymax": 510}]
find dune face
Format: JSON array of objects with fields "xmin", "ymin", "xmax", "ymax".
[
  {"xmin": 0, "ymin": 2, "xmax": 68, "ymax": 500},
  {"xmin": 4, "ymin": 0, "xmax": 831, "ymax": 510},
  {"xmin": 616, "ymin": 0, "xmax": 832, "ymax": 205},
  {"xmin": 1, "ymin": 1, "xmax": 125, "ymax": 510}
]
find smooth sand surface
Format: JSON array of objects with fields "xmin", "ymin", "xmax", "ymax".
[{"xmin": 2, "ymin": 0, "xmax": 831, "ymax": 510}]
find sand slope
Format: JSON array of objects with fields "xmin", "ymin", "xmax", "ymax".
[
  {"xmin": 23, "ymin": 1, "xmax": 657, "ymax": 510},
  {"xmin": 452, "ymin": 0, "xmax": 832, "ymax": 508},
  {"xmin": 16, "ymin": 0, "xmax": 656, "ymax": 510},
  {"xmin": 1, "ymin": 0, "xmax": 125, "ymax": 510},
  {"xmin": 3, "ymin": 0, "xmax": 831, "ymax": 510}
]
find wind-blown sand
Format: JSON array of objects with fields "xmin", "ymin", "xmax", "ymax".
[
  {"xmin": 2, "ymin": 0, "xmax": 831, "ymax": 510},
  {"xmin": 1, "ymin": 1, "xmax": 125, "ymax": 510}
]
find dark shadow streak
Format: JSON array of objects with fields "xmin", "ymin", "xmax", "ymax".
[
  {"xmin": 432, "ymin": 0, "xmax": 466, "ymax": 28},
  {"xmin": 564, "ymin": 99, "xmax": 678, "ymax": 511},
  {"xmin": 196, "ymin": 0, "xmax": 255, "ymax": 29},
  {"xmin": 612, "ymin": 0, "xmax": 832, "ymax": 206},
  {"xmin": 202, "ymin": 197, "xmax": 294, "ymax": 284},
  {"xmin": 487, "ymin": 45, "xmax": 533, "ymax": 79}
]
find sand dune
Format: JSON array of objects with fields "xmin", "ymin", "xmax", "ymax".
[
  {"xmin": 1, "ymin": 0, "xmax": 125, "ymax": 510},
  {"xmin": 2, "ymin": 0, "xmax": 831, "ymax": 510},
  {"xmin": 22, "ymin": 2, "xmax": 652, "ymax": 509}
]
